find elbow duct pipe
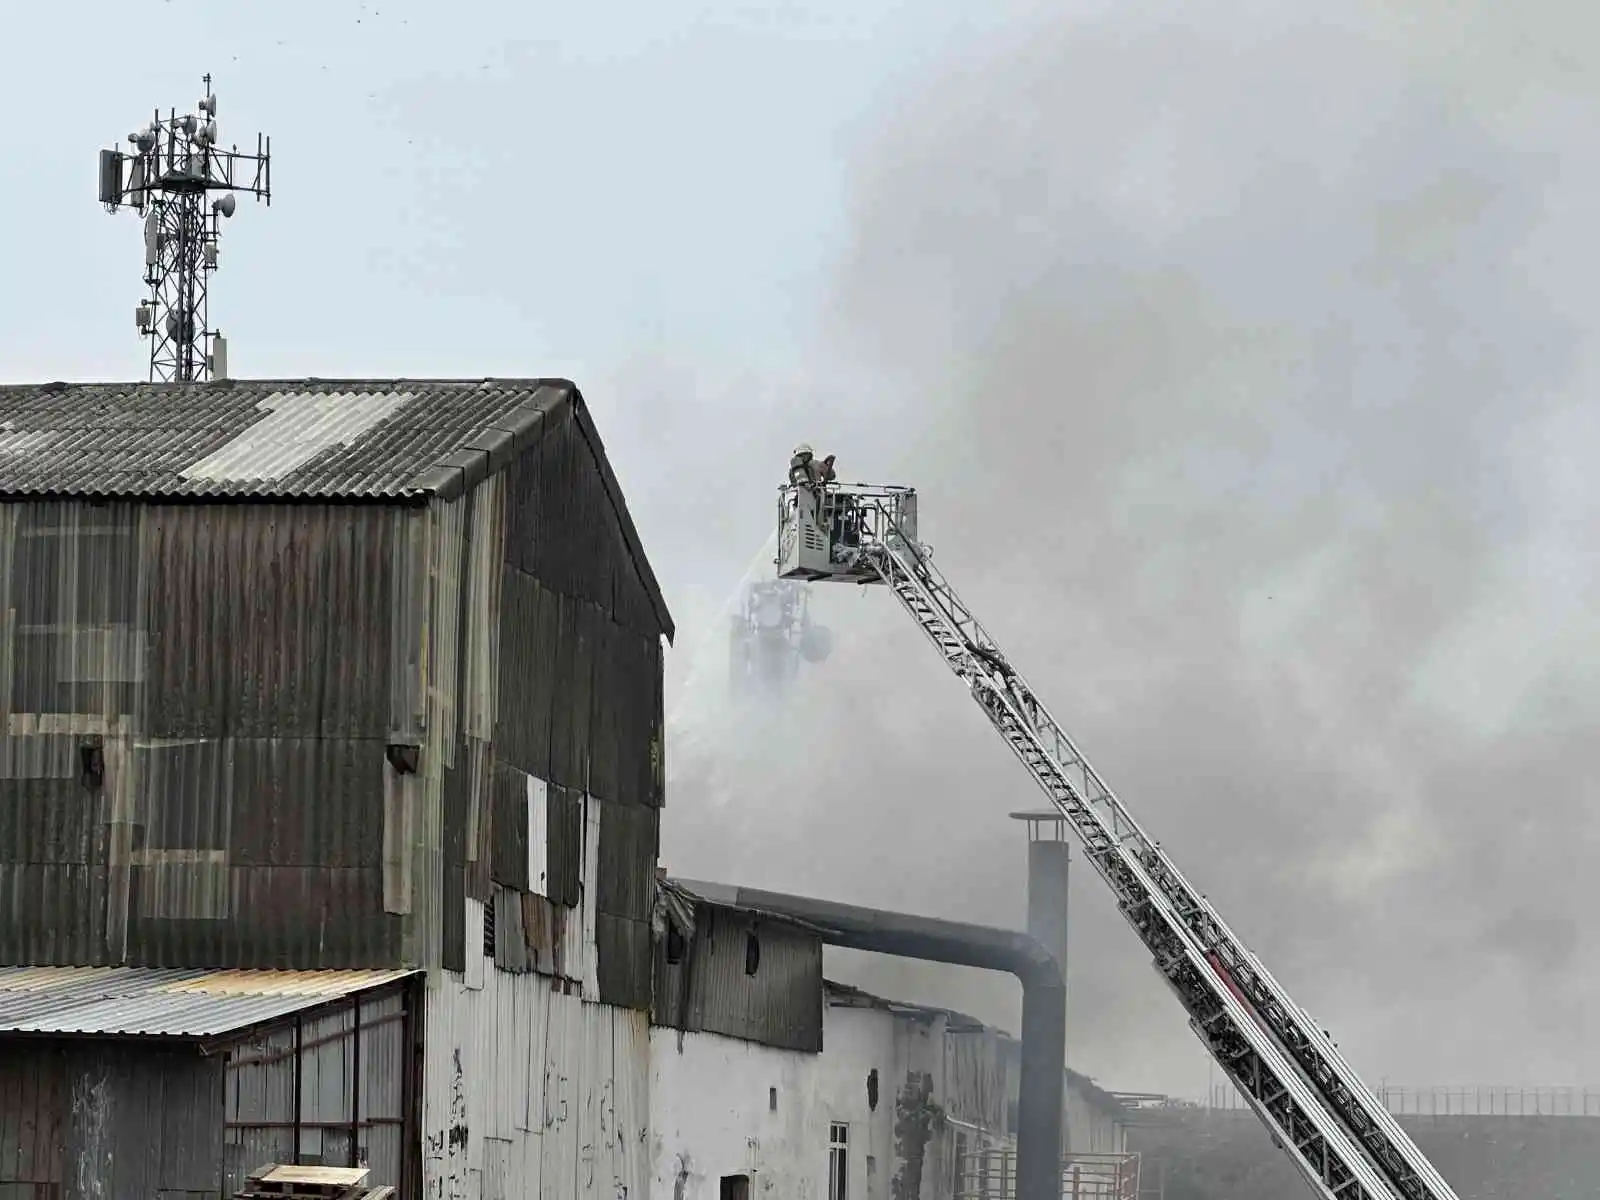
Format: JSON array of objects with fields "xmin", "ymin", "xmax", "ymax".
[{"xmin": 672, "ymin": 879, "xmax": 1066, "ymax": 1200}]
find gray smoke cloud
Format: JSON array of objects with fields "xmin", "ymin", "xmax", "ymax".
[{"xmin": 652, "ymin": 1, "xmax": 1600, "ymax": 1096}]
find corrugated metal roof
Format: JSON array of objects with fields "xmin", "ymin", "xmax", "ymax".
[
  {"xmin": 0, "ymin": 377, "xmax": 562, "ymax": 502},
  {"xmin": 0, "ymin": 965, "xmax": 417, "ymax": 1038}
]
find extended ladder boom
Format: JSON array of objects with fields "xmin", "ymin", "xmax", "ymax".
[{"xmin": 775, "ymin": 482, "xmax": 1461, "ymax": 1200}]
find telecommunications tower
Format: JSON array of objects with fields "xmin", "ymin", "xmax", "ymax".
[{"xmin": 98, "ymin": 74, "xmax": 271, "ymax": 383}]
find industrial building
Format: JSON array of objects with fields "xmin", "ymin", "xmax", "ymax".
[
  {"xmin": 0, "ymin": 375, "xmax": 1133, "ymax": 1200},
  {"xmin": 0, "ymin": 377, "xmax": 673, "ymax": 1200},
  {"xmin": 648, "ymin": 875, "xmax": 1135, "ymax": 1200}
]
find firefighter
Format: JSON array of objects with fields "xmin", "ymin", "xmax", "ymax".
[{"xmin": 789, "ymin": 445, "xmax": 838, "ymax": 487}]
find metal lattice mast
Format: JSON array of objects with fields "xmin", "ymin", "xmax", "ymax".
[{"xmin": 99, "ymin": 73, "xmax": 271, "ymax": 382}]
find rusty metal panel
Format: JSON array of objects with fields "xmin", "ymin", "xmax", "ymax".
[
  {"xmin": 132, "ymin": 737, "xmax": 387, "ymax": 869},
  {"xmin": 544, "ymin": 786, "xmax": 582, "ymax": 909},
  {"xmin": 141, "ymin": 505, "xmax": 398, "ymax": 740},
  {"xmin": 594, "ymin": 916, "xmax": 651, "ymax": 1011},
  {"xmin": 0, "ymin": 781, "xmax": 98, "ymax": 866},
  {"xmin": 595, "ymin": 801, "xmax": 657, "ymax": 923},
  {"xmin": 126, "ymin": 867, "xmax": 399, "ymax": 970},
  {"xmin": 548, "ymin": 593, "xmax": 594, "ymax": 792},
  {"xmin": 518, "ymin": 894, "xmax": 570, "ymax": 980},
  {"xmin": 0, "ymin": 865, "xmax": 110, "ymax": 967},
  {"xmin": 0, "ymin": 1041, "xmax": 65, "ymax": 1190},
  {"xmin": 672, "ymin": 906, "xmax": 823, "ymax": 1053},
  {"xmin": 488, "ymin": 765, "xmax": 528, "ymax": 892},
  {"xmin": 586, "ymin": 619, "xmax": 620, "ymax": 805},
  {"xmin": 494, "ymin": 566, "xmax": 552, "ymax": 781}
]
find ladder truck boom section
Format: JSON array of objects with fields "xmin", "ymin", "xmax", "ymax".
[{"xmin": 775, "ymin": 481, "xmax": 1460, "ymax": 1200}]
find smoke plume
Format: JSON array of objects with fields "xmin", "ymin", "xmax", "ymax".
[{"xmin": 658, "ymin": 1, "xmax": 1600, "ymax": 1096}]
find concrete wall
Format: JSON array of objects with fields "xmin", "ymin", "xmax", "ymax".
[
  {"xmin": 647, "ymin": 998, "xmax": 1039, "ymax": 1200},
  {"xmin": 649, "ymin": 1007, "xmax": 897, "ymax": 1200}
]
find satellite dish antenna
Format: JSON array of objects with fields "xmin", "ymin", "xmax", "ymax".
[
  {"xmin": 181, "ymin": 114, "xmax": 197, "ymax": 136},
  {"xmin": 213, "ymin": 192, "xmax": 236, "ymax": 218},
  {"xmin": 200, "ymin": 93, "xmax": 217, "ymax": 117}
]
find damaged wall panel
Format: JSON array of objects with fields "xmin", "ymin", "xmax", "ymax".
[{"xmin": 653, "ymin": 901, "xmax": 824, "ymax": 1053}]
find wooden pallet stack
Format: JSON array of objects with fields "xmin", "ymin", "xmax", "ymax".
[{"xmin": 236, "ymin": 1164, "xmax": 395, "ymax": 1200}]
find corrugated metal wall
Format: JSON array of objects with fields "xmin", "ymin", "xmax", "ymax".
[
  {"xmin": 0, "ymin": 500, "xmax": 406, "ymax": 968},
  {"xmin": 0, "ymin": 1039, "xmax": 221, "ymax": 1200},
  {"xmin": 0, "ymin": 393, "xmax": 668, "ymax": 986},
  {"xmin": 451, "ymin": 398, "xmax": 666, "ymax": 1008},
  {"xmin": 0, "ymin": 983, "xmax": 413, "ymax": 1200},
  {"xmin": 942, "ymin": 1028, "xmax": 1008, "ymax": 1135},
  {"xmin": 223, "ymin": 985, "xmax": 413, "ymax": 1192},
  {"xmin": 653, "ymin": 905, "xmax": 824, "ymax": 1053},
  {"xmin": 421, "ymin": 965, "xmax": 650, "ymax": 1200}
]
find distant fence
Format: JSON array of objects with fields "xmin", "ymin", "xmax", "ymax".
[{"xmin": 1193, "ymin": 1083, "xmax": 1600, "ymax": 1118}]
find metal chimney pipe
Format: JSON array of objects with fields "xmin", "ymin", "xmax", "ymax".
[{"xmin": 1012, "ymin": 808, "xmax": 1072, "ymax": 1193}]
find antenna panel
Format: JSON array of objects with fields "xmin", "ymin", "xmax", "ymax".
[{"xmin": 98, "ymin": 149, "xmax": 123, "ymax": 207}]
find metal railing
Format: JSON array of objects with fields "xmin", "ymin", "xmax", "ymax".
[
  {"xmin": 1196, "ymin": 1082, "xmax": 1600, "ymax": 1118},
  {"xmin": 956, "ymin": 1148, "xmax": 1140, "ymax": 1200}
]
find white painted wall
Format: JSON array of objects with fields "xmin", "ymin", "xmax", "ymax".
[{"xmin": 650, "ymin": 1007, "xmax": 897, "ymax": 1200}]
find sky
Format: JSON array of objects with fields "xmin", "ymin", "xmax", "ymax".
[{"xmin": 6, "ymin": 0, "xmax": 1600, "ymax": 1100}]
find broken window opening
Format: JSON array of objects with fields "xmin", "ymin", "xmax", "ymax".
[
  {"xmin": 665, "ymin": 923, "xmax": 687, "ymax": 965},
  {"xmin": 744, "ymin": 930, "xmax": 761, "ymax": 977}
]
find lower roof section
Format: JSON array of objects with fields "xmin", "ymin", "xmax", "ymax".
[{"xmin": 0, "ymin": 966, "xmax": 418, "ymax": 1039}]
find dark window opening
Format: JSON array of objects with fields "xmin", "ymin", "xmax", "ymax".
[
  {"xmin": 79, "ymin": 741, "xmax": 105, "ymax": 791},
  {"xmin": 866, "ymin": 1068, "xmax": 879, "ymax": 1112},
  {"xmin": 483, "ymin": 901, "xmax": 496, "ymax": 959},
  {"xmin": 665, "ymin": 923, "xmax": 687, "ymax": 965},
  {"xmin": 744, "ymin": 930, "xmax": 761, "ymax": 976},
  {"xmin": 720, "ymin": 1176, "xmax": 751, "ymax": 1200},
  {"xmin": 769, "ymin": 1087, "xmax": 778, "ymax": 1113}
]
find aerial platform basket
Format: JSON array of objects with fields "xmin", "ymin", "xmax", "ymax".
[{"xmin": 775, "ymin": 482, "xmax": 919, "ymax": 584}]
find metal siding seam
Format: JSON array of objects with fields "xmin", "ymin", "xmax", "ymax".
[
  {"xmin": 463, "ymin": 473, "xmax": 504, "ymax": 744},
  {"xmin": 581, "ymin": 798, "xmax": 600, "ymax": 1002},
  {"xmin": 528, "ymin": 775, "xmax": 549, "ymax": 897},
  {"xmin": 613, "ymin": 1006, "xmax": 650, "ymax": 1200},
  {"xmin": 547, "ymin": 985, "xmax": 582, "ymax": 1200},
  {"xmin": 578, "ymin": 998, "xmax": 607, "ymax": 1200}
]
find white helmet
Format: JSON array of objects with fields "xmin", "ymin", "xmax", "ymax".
[{"xmin": 793, "ymin": 442, "xmax": 814, "ymax": 459}]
